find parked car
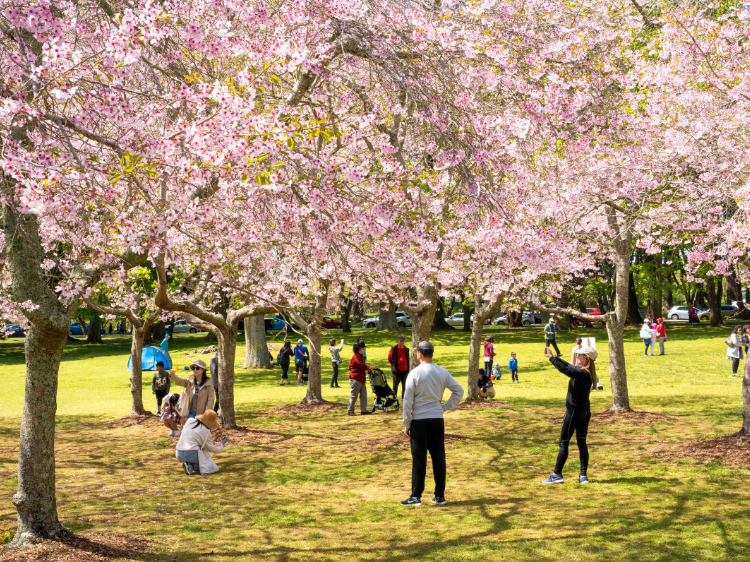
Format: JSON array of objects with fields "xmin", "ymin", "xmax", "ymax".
[
  {"xmin": 321, "ymin": 316, "xmax": 343, "ymax": 329},
  {"xmin": 172, "ymin": 319, "xmax": 202, "ymax": 333},
  {"xmin": 446, "ymin": 313, "xmax": 465, "ymax": 327},
  {"xmin": 3, "ymin": 324, "xmax": 26, "ymax": 338},
  {"xmin": 363, "ymin": 311, "xmax": 412, "ymax": 328},
  {"xmin": 698, "ymin": 305, "xmax": 739, "ymax": 321},
  {"xmin": 666, "ymin": 306, "xmax": 707, "ymax": 321},
  {"xmin": 263, "ymin": 318, "xmax": 286, "ymax": 331},
  {"xmin": 573, "ymin": 308, "xmax": 604, "ymax": 326},
  {"xmin": 493, "ymin": 313, "xmax": 533, "ymax": 326}
]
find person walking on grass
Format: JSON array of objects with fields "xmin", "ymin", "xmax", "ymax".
[
  {"xmin": 170, "ymin": 359, "xmax": 215, "ymax": 421},
  {"xmin": 175, "ymin": 410, "xmax": 225, "ymax": 475},
  {"xmin": 542, "ymin": 345, "xmax": 598, "ymax": 485},
  {"xmin": 329, "ymin": 338, "xmax": 345, "ymax": 388},
  {"xmin": 401, "ymin": 341, "xmax": 464, "ymax": 507},
  {"xmin": 277, "ymin": 340, "xmax": 293, "ymax": 385},
  {"xmin": 483, "ymin": 335, "xmax": 496, "ymax": 378},
  {"xmin": 294, "ymin": 339, "xmax": 309, "ymax": 385},
  {"xmin": 389, "ymin": 335, "xmax": 410, "ymax": 398},
  {"xmin": 656, "ymin": 318, "xmax": 667, "ymax": 355},
  {"xmin": 160, "ymin": 333, "xmax": 171, "ymax": 353},
  {"xmin": 508, "ymin": 352, "xmax": 518, "ymax": 382},
  {"xmin": 152, "ymin": 360, "xmax": 171, "ymax": 415},
  {"xmin": 640, "ymin": 319, "xmax": 654, "ymax": 356},
  {"xmin": 544, "ymin": 318, "xmax": 561, "ymax": 357},
  {"xmin": 160, "ymin": 393, "xmax": 181, "ymax": 436},
  {"xmin": 727, "ymin": 326, "xmax": 743, "ymax": 377},
  {"xmin": 348, "ymin": 342, "xmax": 374, "ymax": 416}
]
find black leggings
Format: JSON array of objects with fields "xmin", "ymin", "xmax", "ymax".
[
  {"xmin": 155, "ymin": 390, "xmax": 167, "ymax": 412},
  {"xmin": 732, "ymin": 357, "xmax": 741, "ymax": 375},
  {"xmin": 330, "ymin": 363, "xmax": 339, "ymax": 387},
  {"xmin": 484, "ymin": 359, "xmax": 493, "ymax": 377},
  {"xmin": 554, "ymin": 408, "xmax": 591, "ymax": 476},
  {"xmin": 281, "ymin": 362, "xmax": 289, "ymax": 379}
]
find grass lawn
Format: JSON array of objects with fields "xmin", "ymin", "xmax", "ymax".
[{"xmin": 1, "ymin": 322, "xmax": 750, "ymax": 561}]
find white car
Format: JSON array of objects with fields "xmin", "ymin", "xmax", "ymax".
[
  {"xmin": 493, "ymin": 313, "xmax": 533, "ymax": 326},
  {"xmin": 363, "ymin": 311, "xmax": 412, "ymax": 328},
  {"xmin": 666, "ymin": 306, "xmax": 705, "ymax": 321},
  {"xmin": 446, "ymin": 313, "xmax": 466, "ymax": 327},
  {"xmin": 171, "ymin": 319, "xmax": 202, "ymax": 333},
  {"xmin": 698, "ymin": 304, "xmax": 739, "ymax": 321}
]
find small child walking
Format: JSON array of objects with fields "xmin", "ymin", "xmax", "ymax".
[
  {"xmin": 491, "ymin": 362, "xmax": 502, "ymax": 380},
  {"xmin": 508, "ymin": 352, "xmax": 518, "ymax": 382}
]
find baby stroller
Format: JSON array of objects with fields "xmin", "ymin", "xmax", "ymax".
[{"xmin": 368, "ymin": 368, "xmax": 399, "ymax": 413}]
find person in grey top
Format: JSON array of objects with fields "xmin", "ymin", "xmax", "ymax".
[{"xmin": 401, "ymin": 341, "xmax": 464, "ymax": 507}]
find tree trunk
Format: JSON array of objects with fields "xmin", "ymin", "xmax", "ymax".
[
  {"xmin": 694, "ymin": 287, "xmax": 707, "ymax": 311},
  {"xmin": 153, "ymin": 321, "xmax": 167, "ymax": 341},
  {"xmin": 302, "ymin": 289, "xmax": 328, "ymax": 403},
  {"xmin": 625, "ymin": 271, "xmax": 642, "ymax": 326},
  {"xmin": 609, "ymin": 239, "xmax": 632, "ymax": 411},
  {"xmin": 665, "ymin": 289, "xmax": 673, "ymax": 310},
  {"xmin": 432, "ymin": 296, "xmax": 453, "ymax": 331},
  {"xmin": 466, "ymin": 294, "xmax": 502, "ymax": 400},
  {"xmin": 3, "ymin": 206, "xmax": 70, "ymax": 545},
  {"xmin": 244, "ymin": 315, "xmax": 272, "ymax": 368},
  {"xmin": 462, "ymin": 298, "xmax": 471, "ymax": 331},
  {"xmin": 407, "ymin": 285, "xmax": 439, "ymax": 370},
  {"xmin": 129, "ymin": 327, "xmax": 148, "ymax": 415},
  {"xmin": 341, "ymin": 296, "xmax": 353, "ymax": 333},
  {"xmin": 446, "ymin": 296, "xmax": 457, "ymax": 317},
  {"xmin": 86, "ymin": 313, "xmax": 103, "ymax": 344},
  {"xmin": 216, "ymin": 327, "xmax": 239, "ymax": 429},
  {"xmin": 378, "ymin": 302, "xmax": 398, "ymax": 330},
  {"xmin": 508, "ymin": 310, "xmax": 522, "ymax": 328},
  {"xmin": 705, "ymin": 276, "xmax": 724, "ymax": 327},
  {"xmin": 726, "ymin": 270, "xmax": 742, "ymax": 304}
]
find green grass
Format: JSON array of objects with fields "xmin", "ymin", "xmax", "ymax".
[{"xmin": 1, "ymin": 322, "xmax": 750, "ymax": 561}]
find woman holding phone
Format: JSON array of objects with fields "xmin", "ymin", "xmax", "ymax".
[
  {"xmin": 175, "ymin": 410, "xmax": 226, "ymax": 475},
  {"xmin": 542, "ymin": 345, "xmax": 597, "ymax": 485}
]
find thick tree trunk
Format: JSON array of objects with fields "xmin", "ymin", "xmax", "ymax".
[
  {"xmin": 86, "ymin": 313, "xmax": 103, "ymax": 344},
  {"xmin": 609, "ymin": 241, "xmax": 632, "ymax": 412},
  {"xmin": 665, "ymin": 289, "xmax": 673, "ymax": 310},
  {"xmin": 446, "ymin": 296, "xmax": 457, "ymax": 317},
  {"xmin": 625, "ymin": 271, "xmax": 642, "ymax": 326},
  {"xmin": 341, "ymin": 296, "xmax": 353, "ymax": 333},
  {"xmin": 378, "ymin": 302, "xmax": 398, "ymax": 330},
  {"xmin": 508, "ymin": 310, "xmax": 522, "ymax": 328},
  {"xmin": 406, "ymin": 286, "xmax": 439, "ymax": 370},
  {"xmin": 153, "ymin": 321, "xmax": 167, "ymax": 341},
  {"xmin": 216, "ymin": 327, "xmax": 239, "ymax": 429},
  {"xmin": 705, "ymin": 276, "xmax": 724, "ymax": 327},
  {"xmin": 466, "ymin": 294, "xmax": 502, "ymax": 400},
  {"xmin": 11, "ymin": 326, "xmax": 69, "ymax": 545},
  {"xmin": 244, "ymin": 315, "xmax": 272, "ymax": 368},
  {"xmin": 130, "ymin": 327, "xmax": 147, "ymax": 415},
  {"xmin": 432, "ymin": 296, "xmax": 453, "ymax": 331},
  {"xmin": 302, "ymin": 289, "xmax": 328, "ymax": 403},
  {"xmin": 3, "ymin": 206, "xmax": 70, "ymax": 545},
  {"xmin": 726, "ymin": 270, "xmax": 742, "ymax": 304}
]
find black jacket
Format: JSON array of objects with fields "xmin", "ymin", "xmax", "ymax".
[
  {"xmin": 390, "ymin": 345, "xmax": 410, "ymax": 373},
  {"xmin": 550, "ymin": 356, "xmax": 591, "ymax": 411}
]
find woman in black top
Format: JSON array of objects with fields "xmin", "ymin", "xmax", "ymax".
[{"xmin": 542, "ymin": 345, "xmax": 598, "ymax": 485}]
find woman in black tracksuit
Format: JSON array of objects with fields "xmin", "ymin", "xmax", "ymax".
[{"xmin": 542, "ymin": 345, "xmax": 597, "ymax": 484}]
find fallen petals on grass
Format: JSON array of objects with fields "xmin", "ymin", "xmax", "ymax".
[{"xmin": 0, "ymin": 532, "xmax": 151, "ymax": 562}]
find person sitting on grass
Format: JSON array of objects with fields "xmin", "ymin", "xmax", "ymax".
[
  {"xmin": 160, "ymin": 393, "xmax": 181, "ymax": 437},
  {"xmin": 175, "ymin": 410, "xmax": 225, "ymax": 475},
  {"xmin": 542, "ymin": 345, "xmax": 598, "ymax": 485},
  {"xmin": 477, "ymin": 369, "xmax": 496, "ymax": 401},
  {"xmin": 491, "ymin": 362, "xmax": 502, "ymax": 381}
]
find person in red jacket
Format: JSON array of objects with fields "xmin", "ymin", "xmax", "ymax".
[
  {"xmin": 348, "ymin": 342, "xmax": 374, "ymax": 416},
  {"xmin": 388, "ymin": 335, "xmax": 411, "ymax": 398},
  {"xmin": 483, "ymin": 336, "xmax": 496, "ymax": 377},
  {"xmin": 655, "ymin": 318, "xmax": 667, "ymax": 355}
]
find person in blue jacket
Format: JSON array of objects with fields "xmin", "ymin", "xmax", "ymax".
[
  {"xmin": 508, "ymin": 352, "xmax": 518, "ymax": 382},
  {"xmin": 294, "ymin": 339, "xmax": 309, "ymax": 385}
]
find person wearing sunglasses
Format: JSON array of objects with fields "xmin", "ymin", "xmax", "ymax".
[{"xmin": 169, "ymin": 359, "xmax": 215, "ymax": 421}]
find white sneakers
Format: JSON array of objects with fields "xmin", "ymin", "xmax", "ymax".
[{"xmin": 168, "ymin": 430, "xmax": 181, "ymax": 437}]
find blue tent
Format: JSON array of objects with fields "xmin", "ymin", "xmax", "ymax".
[{"xmin": 128, "ymin": 346, "xmax": 172, "ymax": 371}]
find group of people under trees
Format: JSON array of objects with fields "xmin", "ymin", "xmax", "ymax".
[{"xmin": 726, "ymin": 324, "xmax": 750, "ymax": 377}]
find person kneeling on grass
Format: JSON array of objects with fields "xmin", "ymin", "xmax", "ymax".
[
  {"xmin": 175, "ymin": 410, "xmax": 225, "ymax": 475},
  {"xmin": 477, "ymin": 369, "xmax": 496, "ymax": 401},
  {"xmin": 542, "ymin": 345, "xmax": 597, "ymax": 485},
  {"xmin": 161, "ymin": 393, "xmax": 182, "ymax": 437}
]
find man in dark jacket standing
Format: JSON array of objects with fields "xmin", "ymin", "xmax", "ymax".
[{"xmin": 388, "ymin": 335, "xmax": 410, "ymax": 398}]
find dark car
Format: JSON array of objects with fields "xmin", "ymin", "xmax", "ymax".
[{"xmin": 321, "ymin": 316, "xmax": 343, "ymax": 329}]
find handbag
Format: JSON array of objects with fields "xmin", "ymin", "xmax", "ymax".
[
  {"xmin": 725, "ymin": 337, "xmax": 735, "ymax": 348},
  {"xmin": 197, "ymin": 429, "xmax": 219, "ymax": 475}
]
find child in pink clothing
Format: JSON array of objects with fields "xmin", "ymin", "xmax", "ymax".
[{"xmin": 160, "ymin": 393, "xmax": 181, "ymax": 436}]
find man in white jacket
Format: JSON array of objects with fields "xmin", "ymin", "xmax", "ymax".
[{"xmin": 401, "ymin": 341, "xmax": 464, "ymax": 507}]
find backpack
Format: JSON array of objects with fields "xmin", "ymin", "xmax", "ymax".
[
  {"xmin": 155, "ymin": 371, "xmax": 169, "ymax": 390},
  {"xmin": 277, "ymin": 349, "xmax": 286, "ymax": 363}
]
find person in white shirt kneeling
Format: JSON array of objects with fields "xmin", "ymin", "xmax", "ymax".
[{"xmin": 175, "ymin": 410, "xmax": 225, "ymax": 475}]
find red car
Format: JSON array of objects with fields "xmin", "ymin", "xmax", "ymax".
[
  {"xmin": 321, "ymin": 316, "xmax": 343, "ymax": 329},
  {"xmin": 574, "ymin": 308, "xmax": 603, "ymax": 326}
]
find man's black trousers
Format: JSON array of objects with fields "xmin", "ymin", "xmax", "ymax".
[{"xmin": 410, "ymin": 418, "xmax": 446, "ymax": 499}]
